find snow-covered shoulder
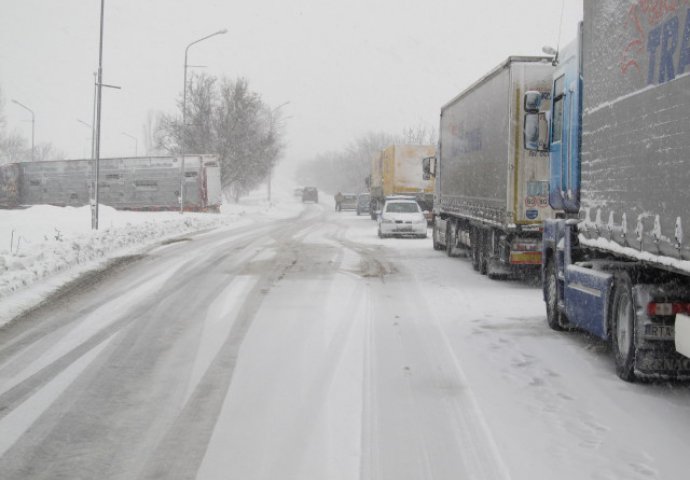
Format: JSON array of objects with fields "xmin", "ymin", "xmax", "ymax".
[{"xmin": 0, "ymin": 191, "xmax": 303, "ymax": 328}]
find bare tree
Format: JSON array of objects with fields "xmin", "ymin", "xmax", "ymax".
[
  {"xmin": 34, "ymin": 142, "xmax": 64, "ymax": 161},
  {"xmin": 296, "ymin": 125, "xmax": 436, "ymax": 195},
  {"xmin": 141, "ymin": 110, "xmax": 164, "ymax": 155},
  {"xmin": 0, "ymin": 132, "xmax": 27, "ymax": 164},
  {"xmin": 155, "ymin": 74, "xmax": 285, "ymax": 201}
]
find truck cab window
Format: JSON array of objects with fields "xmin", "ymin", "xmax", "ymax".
[{"xmin": 552, "ymin": 75, "xmax": 565, "ymax": 143}]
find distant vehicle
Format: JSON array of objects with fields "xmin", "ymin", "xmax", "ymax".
[
  {"xmin": 302, "ymin": 186, "xmax": 318, "ymax": 203},
  {"xmin": 377, "ymin": 198, "xmax": 427, "ymax": 239},
  {"xmin": 338, "ymin": 193, "xmax": 357, "ymax": 211},
  {"xmin": 356, "ymin": 193, "xmax": 370, "ymax": 216},
  {"xmin": 0, "ymin": 155, "xmax": 222, "ymax": 212},
  {"xmin": 369, "ymin": 144, "xmax": 435, "ymax": 220},
  {"xmin": 293, "ymin": 187, "xmax": 303, "ymax": 197}
]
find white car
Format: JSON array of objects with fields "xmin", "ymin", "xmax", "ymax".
[{"xmin": 377, "ymin": 199, "xmax": 427, "ymax": 238}]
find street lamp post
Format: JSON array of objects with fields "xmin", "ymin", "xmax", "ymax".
[
  {"xmin": 93, "ymin": 0, "xmax": 107, "ymax": 230},
  {"xmin": 92, "ymin": 0, "xmax": 121, "ymax": 230},
  {"xmin": 11, "ymin": 99, "xmax": 35, "ymax": 161},
  {"xmin": 121, "ymin": 132, "xmax": 138, "ymax": 156},
  {"xmin": 179, "ymin": 28, "xmax": 227, "ymax": 214}
]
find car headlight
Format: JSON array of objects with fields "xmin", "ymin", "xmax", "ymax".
[{"xmin": 381, "ymin": 216, "xmax": 394, "ymax": 224}]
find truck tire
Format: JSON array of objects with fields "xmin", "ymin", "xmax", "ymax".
[
  {"xmin": 446, "ymin": 223, "xmax": 455, "ymax": 257},
  {"xmin": 478, "ymin": 230, "xmax": 489, "ymax": 275},
  {"xmin": 544, "ymin": 259, "xmax": 564, "ymax": 331},
  {"xmin": 610, "ymin": 274, "xmax": 637, "ymax": 382},
  {"xmin": 432, "ymin": 220, "xmax": 443, "ymax": 250},
  {"xmin": 470, "ymin": 228, "xmax": 481, "ymax": 271}
]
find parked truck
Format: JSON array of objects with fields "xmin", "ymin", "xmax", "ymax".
[
  {"xmin": 369, "ymin": 144, "xmax": 435, "ymax": 219},
  {"xmin": 523, "ymin": 1, "xmax": 690, "ymax": 380},
  {"xmin": 423, "ymin": 56, "xmax": 554, "ymax": 278},
  {"xmin": 0, "ymin": 155, "xmax": 222, "ymax": 212}
]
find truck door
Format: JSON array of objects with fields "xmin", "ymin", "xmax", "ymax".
[{"xmin": 549, "ymin": 45, "xmax": 581, "ymax": 215}]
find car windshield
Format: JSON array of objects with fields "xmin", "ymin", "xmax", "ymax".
[{"xmin": 385, "ymin": 202, "xmax": 419, "ymax": 213}]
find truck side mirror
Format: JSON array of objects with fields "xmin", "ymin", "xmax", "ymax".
[
  {"xmin": 422, "ymin": 156, "xmax": 437, "ymax": 180},
  {"xmin": 524, "ymin": 91, "xmax": 542, "ymax": 113},
  {"xmin": 524, "ymin": 112, "xmax": 550, "ymax": 152}
]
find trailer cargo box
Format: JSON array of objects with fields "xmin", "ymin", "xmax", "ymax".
[
  {"xmin": 428, "ymin": 56, "xmax": 554, "ymax": 277},
  {"xmin": 370, "ymin": 144, "xmax": 435, "ymax": 217}
]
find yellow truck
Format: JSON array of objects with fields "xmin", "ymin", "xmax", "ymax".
[{"xmin": 369, "ymin": 144, "xmax": 435, "ymax": 219}]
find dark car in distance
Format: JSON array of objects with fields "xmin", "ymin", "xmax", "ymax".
[
  {"xmin": 339, "ymin": 193, "xmax": 357, "ymax": 211},
  {"xmin": 356, "ymin": 193, "xmax": 370, "ymax": 216},
  {"xmin": 302, "ymin": 186, "xmax": 318, "ymax": 203}
]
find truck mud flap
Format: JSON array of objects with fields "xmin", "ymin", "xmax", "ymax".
[
  {"xmin": 487, "ymin": 258, "xmax": 512, "ymax": 279},
  {"xmin": 635, "ymin": 347, "xmax": 690, "ymax": 380}
]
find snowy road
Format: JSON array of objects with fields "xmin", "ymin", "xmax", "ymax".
[{"xmin": 1, "ymin": 201, "xmax": 690, "ymax": 479}]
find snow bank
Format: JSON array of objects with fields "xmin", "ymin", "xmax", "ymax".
[
  {"xmin": 0, "ymin": 206, "xmax": 227, "ymax": 317},
  {"xmin": 0, "ymin": 185, "xmax": 304, "ymax": 327}
]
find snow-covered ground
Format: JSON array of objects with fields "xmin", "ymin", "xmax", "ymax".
[
  {"xmin": 1, "ymin": 189, "xmax": 690, "ymax": 479},
  {"xmin": 0, "ymin": 188, "xmax": 304, "ymax": 328}
]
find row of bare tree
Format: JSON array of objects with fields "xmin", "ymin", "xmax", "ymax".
[{"xmin": 295, "ymin": 125, "xmax": 437, "ymax": 195}]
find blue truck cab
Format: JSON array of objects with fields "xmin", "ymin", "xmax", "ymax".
[{"xmin": 523, "ymin": 17, "xmax": 690, "ymax": 381}]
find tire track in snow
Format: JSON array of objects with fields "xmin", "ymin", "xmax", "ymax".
[{"xmin": 361, "ymin": 263, "xmax": 512, "ymax": 480}]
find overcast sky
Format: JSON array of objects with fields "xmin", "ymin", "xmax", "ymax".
[{"xmin": 0, "ymin": 0, "xmax": 582, "ymax": 168}]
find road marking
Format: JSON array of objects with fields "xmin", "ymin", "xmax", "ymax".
[
  {"xmin": 182, "ymin": 275, "xmax": 259, "ymax": 405},
  {"xmin": 0, "ymin": 335, "xmax": 114, "ymax": 457},
  {"xmin": 0, "ymin": 267, "xmax": 182, "ymax": 397}
]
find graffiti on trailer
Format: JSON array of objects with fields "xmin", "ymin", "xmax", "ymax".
[{"xmin": 620, "ymin": 1, "xmax": 690, "ymax": 84}]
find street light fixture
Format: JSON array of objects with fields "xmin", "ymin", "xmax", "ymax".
[
  {"xmin": 121, "ymin": 132, "xmax": 138, "ymax": 156},
  {"xmin": 11, "ymin": 99, "xmax": 35, "ymax": 162},
  {"xmin": 179, "ymin": 28, "xmax": 227, "ymax": 214},
  {"xmin": 77, "ymin": 119, "xmax": 94, "ymax": 158}
]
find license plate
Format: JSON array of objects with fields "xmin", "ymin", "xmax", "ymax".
[
  {"xmin": 395, "ymin": 227, "xmax": 412, "ymax": 232},
  {"xmin": 644, "ymin": 324, "xmax": 674, "ymax": 339}
]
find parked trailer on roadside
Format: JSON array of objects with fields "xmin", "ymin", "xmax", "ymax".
[
  {"xmin": 523, "ymin": 1, "xmax": 690, "ymax": 380},
  {"xmin": 424, "ymin": 56, "xmax": 554, "ymax": 278},
  {"xmin": 1, "ymin": 155, "xmax": 222, "ymax": 212}
]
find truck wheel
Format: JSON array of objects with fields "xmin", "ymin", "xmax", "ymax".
[
  {"xmin": 470, "ymin": 229, "xmax": 480, "ymax": 271},
  {"xmin": 544, "ymin": 259, "xmax": 564, "ymax": 331},
  {"xmin": 610, "ymin": 274, "xmax": 637, "ymax": 382},
  {"xmin": 445, "ymin": 224, "xmax": 455, "ymax": 257},
  {"xmin": 478, "ymin": 231, "xmax": 489, "ymax": 275},
  {"xmin": 432, "ymin": 221, "xmax": 443, "ymax": 250}
]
